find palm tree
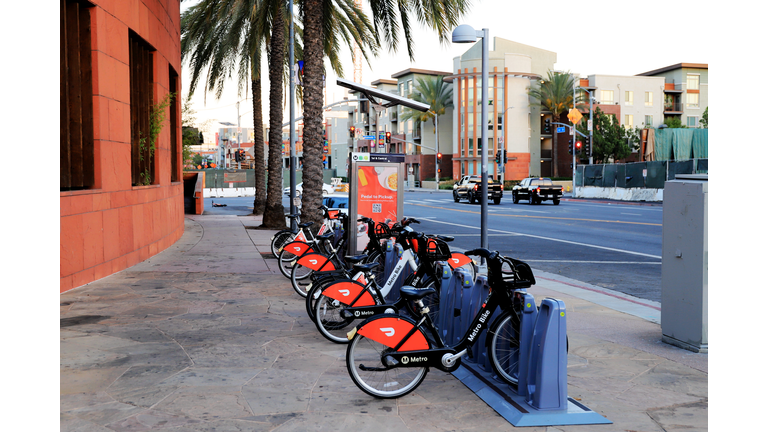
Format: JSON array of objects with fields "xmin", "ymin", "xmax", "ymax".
[
  {"xmin": 527, "ymin": 70, "xmax": 580, "ymax": 177},
  {"xmin": 400, "ymin": 76, "xmax": 453, "ymax": 182},
  {"xmin": 297, "ymin": 0, "xmax": 474, "ymax": 227}
]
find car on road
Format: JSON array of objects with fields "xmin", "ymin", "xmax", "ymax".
[
  {"xmin": 453, "ymin": 175, "xmax": 503, "ymax": 204},
  {"xmin": 283, "ymin": 182, "xmax": 334, "ymax": 197},
  {"xmin": 322, "ymin": 193, "xmax": 349, "ymax": 215},
  {"xmin": 512, "ymin": 177, "xmax": 563, "ymax": 205}
]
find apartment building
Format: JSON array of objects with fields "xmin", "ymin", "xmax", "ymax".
[
  {"xmin": 637, "ymin": 63, "xmax": 708, "ymax": 128},
  {"xmin": 579, "ymin": 74, "xmax": 666, "ymax": 129},
  {"xmin": 447, "ymin": 37, "xmax": 556, "ymax": 179}
]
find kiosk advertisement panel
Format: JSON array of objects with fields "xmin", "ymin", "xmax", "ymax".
[{"xmin": 349, "ymin": 153, "xmax": 404, "ymax": 252}]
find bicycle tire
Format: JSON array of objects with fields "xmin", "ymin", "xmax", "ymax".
[
  {"xmin": 270, "ymin": 230, "xmax": 294, "ymax": 258},
  {"xmin": 364, "ymin": 249, "xmax": 387, "ymax": 287},
  {"xmin": 346, "ymin": 326, "xmax": 428, "ymax": 398},
  {"xmin": 487, "ymin": 311, "xmax": 522, "ymax": 386},
  {"xmin": 305, "ymin": 274, "xmax": 350, "ymax": 323},
  {"xmin": 277, "ymin": 247, "xmax": 299, "ymax": 279},
  {"xmin": 314, "ymin": 294, "xmax": 358, "ymax": 343}
]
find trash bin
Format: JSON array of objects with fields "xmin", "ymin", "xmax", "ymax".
[{"xmin": 661, "ymin": 174, "xmax": 707, "ymax": 353}]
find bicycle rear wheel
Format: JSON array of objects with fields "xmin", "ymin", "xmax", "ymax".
[
  {"xmin": 487, "ymin": 311, "xmax": 522, "ymax": 385},
  {"xmin": 346, "ymin": 331, "xmax": 427, "ymax": 398},
  {"xmin": 314, "ymin": 294, "xmax": 358, "ymax": 343},
  {"xmin": 270, "ymin": 230, "xmax": 293, "ymax": 258},
  {"xmin": 277, "ymin": 247, "xmax": 299, "ymax": 279}
]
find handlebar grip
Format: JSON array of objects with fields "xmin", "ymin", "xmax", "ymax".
[{"xmin": 464, "ymin": 248, "xmax": 497, "ymax": 261}]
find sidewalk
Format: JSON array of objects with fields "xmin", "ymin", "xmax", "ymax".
[{"xmin": 61, "ymin": 214, "xmax": 707, "ymax": 432}]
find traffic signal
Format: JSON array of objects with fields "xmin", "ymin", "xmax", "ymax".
[
  {"xmin": 544, "ymin": 118, "xmax": 551, "ymax": 134},
  {"xmin": 385, "ymin": 131, "xmax": 391, "ymax": 144},
  {"xmin": 437, "ymin": 152, "xmax": 442, "ymax": 164},
  {"xmin": 503, "ymin": 151, "xmax": 508, "ymax": 163},
  {"xmin": 495, "ymin": 150, "xmax": 501, "ymax": 164},
  {"xmin": 584, "ymin": 135, "xmax": 591, "ymax": 154},
  {"xmin": 575, "ymin": 141, "xmax": 583, "ymax": 153},
  {"xmin": 568, "ymin": 139, "xmax": 574, "ymax": 155},
  {"xmin": 349, "ymin": 126, "xmax": 355, "ymax": 138}
]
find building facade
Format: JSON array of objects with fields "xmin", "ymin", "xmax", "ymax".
[
  {"xmin": 60, "ymin": 0, "xmax": 183, "ymax": 292},
  {"xmin": 637, "ymin": 63, "xmax": 708, "ymax": 128},
  {"xmin": 447, "ymin": 37, "xmax": 556, "ymax": 180}
]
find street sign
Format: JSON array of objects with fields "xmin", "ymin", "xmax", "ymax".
[
  {"xmin": 362, "ymin": 135, "xmax": 375, "ymax": 140},
  {"xmin": 567, "ymin": 108, "xmax": 583, "ymax": 124},
  {"xmin": 556, "ymin": 126, "xmax": 566, "ymax": 133}
]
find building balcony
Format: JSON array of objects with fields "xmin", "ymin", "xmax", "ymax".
[{"xmin": 664, "ymin": 102, "xmax": 683, "ymax": 114}]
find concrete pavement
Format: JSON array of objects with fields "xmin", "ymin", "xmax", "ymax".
[{"xmin": 61, "ymin": 213, "xmax": 707, "ymax": 431}]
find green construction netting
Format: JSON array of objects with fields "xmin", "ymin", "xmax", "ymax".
[
  {"xmin": 668, "ymin": 160, "xmax": 695, "ymax": 180},
  {"xmin": 584, "ymin": 165, "xmax": 604, "ymax": 187},
  {"xmin": 671, "ymin": 129, "xmax": 694, "ymax": 160},
  {"xmin": 692, "ymin": 129, "xmax": 708, "ymax": 158},
  {"xmin": 654, "ymin": 129, "xmax": 673, "ymax": 161},
  {"xmin": 697, "ymin": 158, "xmax": 708, "ymax": 173},
  {"xmin": 574, "ymin": 165, "xmax": 584, "ymax": 187},
  {"xmin": 602, "ymin": 164, "xmax": 618, "ymax": 188},
  {"xmin": 645, "ymin": 161, "xmax": 667, "ymax": 189},
  {"xmin": 623, "ymin": 163, "xmax": 646, "ymax": 188}
]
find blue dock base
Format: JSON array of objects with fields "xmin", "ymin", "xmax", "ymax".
[{"xmin": 452, "ymin": 364, "xmax": 612, "ymax": 427}]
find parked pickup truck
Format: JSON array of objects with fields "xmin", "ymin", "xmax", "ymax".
[
  {"xmin": 512, "ymin": 177, "xmax": 563, "ymax": 205},
  {"xmin": 453, "ymin": 175, "xmax": 504, "ymax": 205}
]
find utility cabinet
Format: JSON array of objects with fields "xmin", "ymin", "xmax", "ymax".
[{"xmin": 661, "ymin": 174, "xmax": 708, "ymax": 353}]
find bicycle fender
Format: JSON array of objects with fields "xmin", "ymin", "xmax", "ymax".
[
  {"xmin": 296, "ymin": 253, "xmax": 336, "ymax": 272},
  {"xmin": 447, "ymin": 252, "xmax": 473, "ymax": 270},
  {"xmin": 282, "ymin": 241, "xmax": 312, "ymax": 256},
  {"xmin": 357, "ymin": 315, "xmax": 429, "ymax": 352},
  {"xmin": 322, "ymin": 280, "xmax": 375, "ymax": 307}
]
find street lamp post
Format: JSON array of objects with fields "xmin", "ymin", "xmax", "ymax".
[
  {"xmin": 288, "ymin": 0, "xmax": 297, "ymax": 229},
  {"xmin": 453, "ymin": 24, "xmax": 489, "ymax": 253},
  {"xmin": 498, "ymin": 106, "xmax": 513, "ymax": 186}
]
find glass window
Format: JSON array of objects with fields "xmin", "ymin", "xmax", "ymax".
[
  {"xmin": 687, "ymin": 74, "xmax": 699, "ymax": 90},
  {"xmin": 600, "ymin": 90, "xmax": 614, "ymax": 104},
  {"xmin": 687, "ymin": 116, "xmax": 699, "ymax": 127},
  {"xmin": 645, "ymin": 91, "xmax": 653, "ymax": 107},
  {"xmin": 645, "ymin": 115, "xmax": 653, "ymax": 127},
  {"xmin": 625, "ymin": 91, "xmax": 633, "ymax": 105},
  {"xmin": 686, "ymin": 93, "xmax": 699, "ymax": 108},
  {"xmin": 624, "ymin": 114, "xmax": 633, "ymax": 128}
]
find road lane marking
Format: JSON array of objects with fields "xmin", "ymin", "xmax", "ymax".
[
  {"xmin": 525, "ymin": 260, "xmax": 660, "ymax": 264},
  {"xmin": 621, "ymin": 213, "xmax": 642, "ymax": 216},
  {"xmin": 407, "ymin": 203, "xmax": 661, "ymax": 227},
  {"xmin": 421, "ymin": 218, "xmax": 662, "ymax": 259}
]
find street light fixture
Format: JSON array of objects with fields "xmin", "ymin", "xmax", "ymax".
[{"xmin": 453, "ymin": 24, "xmax": 490, "ymax": 253}]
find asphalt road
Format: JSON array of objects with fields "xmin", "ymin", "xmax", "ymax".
[
  {"xmin": 402, "ymin": 191, "xmax": 663, "ymax": 303},
  {"xmin": 200, "ymin": 191, "xmax": 664, "ymax": 303}
]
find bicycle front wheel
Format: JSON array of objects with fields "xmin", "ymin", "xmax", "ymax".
[
  {"xmin": 314, "ymin": 294, "xmax": 357, "ymax": 343},
  {"xmin": 487, "ymin": 311, "xmax": 522, "ymax": 385},
  {"xmin": 270, "ymin": 230, "xmax": 293, "ymax": 258},
  {"xmin": 346, "ymin": 332, "xmax": 427, "ymax": 399},
  {"xmin": 277, "ymin": 247, "xmax": 298, "ymax": 279}
]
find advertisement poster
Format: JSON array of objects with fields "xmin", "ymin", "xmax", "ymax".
[{"xmin": 355, "ymin": 165, "xmax": 398, "ymax": 249}]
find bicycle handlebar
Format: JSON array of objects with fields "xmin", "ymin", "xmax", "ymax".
[{"xmin": 464, "ymin": 248, "xmax": 498, "ymax": 261}]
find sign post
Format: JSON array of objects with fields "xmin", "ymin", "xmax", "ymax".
[{"xmin": 348, "ymin": 153, "xmax": 405, "ymax": 253}]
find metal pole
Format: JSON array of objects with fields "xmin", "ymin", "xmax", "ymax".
[
  {"xmin": 480, "ymin": 28, "xmax": 489, "ymax": 252},
  {"xmin": 237, "ymin": 101, "xmax": 242, "ymax": 169},
  {"xmin": 288, "ymin": 0, "xmax": 297, "ymax": 230},
  {"xmin": 435, "ymin": 112, "xmax": 439, "ymax": 191},
  {"xmin": 589, "ymin": 91, "xmax": 594, "ymax": 165},
  {"xmin": 572, "ymin": 86, "xmax": 576, "ymax": 176}
]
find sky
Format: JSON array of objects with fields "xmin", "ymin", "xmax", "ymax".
[{"xmin": 181, "ymin": 0, "xmax": 719, "ymax": 138}]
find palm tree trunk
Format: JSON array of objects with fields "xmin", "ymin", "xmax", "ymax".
[
  {"xmin": 262, "ymin": 4, "xmax": 287, "ymax": 228},
  {"xmin": 299, "ymin": 0, "xmax": 324, "ymax": 229},
  {"xmin": 251, "ymin": 72, "xmax": 266, "ymax": 215}
]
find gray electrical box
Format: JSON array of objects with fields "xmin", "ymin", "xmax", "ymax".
[{"xmin": 661, "ymin": 174, "xmax": 708, "ymax": 353}]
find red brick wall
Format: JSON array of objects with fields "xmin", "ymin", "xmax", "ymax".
[{"xmin": 60, "ymin": 0, "xmax": 183, "ymax": 292}]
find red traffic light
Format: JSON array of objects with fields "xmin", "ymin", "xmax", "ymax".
[{"xmin": 575, "ymin": 141, "xmax": 582, "ymax": 150}]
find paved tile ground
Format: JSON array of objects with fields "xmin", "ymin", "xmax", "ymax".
[{"xmin": 60, "ymin": 215, "xmax": 708, "ymax": 431}]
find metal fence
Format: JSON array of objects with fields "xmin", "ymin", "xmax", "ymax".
[{"xmin": 574, "ymin": 159, "xmax": 707, "ymax": 189}]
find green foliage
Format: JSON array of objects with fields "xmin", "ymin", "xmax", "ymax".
[
  {"xmin": 577, "ymin": 107, "xmax": 634, "ymax": 164},
  {"xmin": 663, "ymin": 117, "xmax": 687, "ymax": 128},
  {"xmin": 181, "ymin": 96, "xmax": 198, "ymax": 169},
  {"xmin": 400, "ymin": 76, "xmax": 454, "ymax": 129},
  {"xmin": 700, "ymin": 107, "xmax": 708, "ymax": 128},
  {"xmin": 527, "ymin": 70, "xmax": 581, "ymax": 118},
  {"xmin": 138, "ymin": 92, "xmax": 174, "ymax": 185}
]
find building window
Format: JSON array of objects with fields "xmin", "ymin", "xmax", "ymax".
[
  {"xmin": 60, "ymin": 0, "xmax": 95, "ymax": 191},
  {"xmin": 686, "ymin": 93, "xmax": 699, "ymax": 108},
  {"xmin": 624, "ymin": 91, "xmax": 633, "ymax": 106},
  {"xmin": 645, "ymin": 91, "xmax": 653, "ymax": 107},
  {"xmin": 687, "ymin": 74, "xmax": 699, "ymax": 90},
  {"xmin": 169, "ymin": 67, "xmax": 179, "ymax": 182},
  {"xmin": 624, "ymin": 115, "xmax": 633, "ymax": 128},
  {"xmin": 129, "ymin": 31, "xmax": 156, "ymax": 185},
  {"xmin": 687, "ymin": 116, "xmax": 699, "ymax": 127},
  {"xmin": 644, "ymin": 115, "xmax": 653, "ymax": 127},
  {"xmin": 600, "ymin": 90, "xmax": 614, "ymax": 104}
]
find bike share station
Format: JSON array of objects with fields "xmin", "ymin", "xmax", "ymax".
[{"xmin": 338, "ymin": 79, "xmax": 609, "ymax": 427}]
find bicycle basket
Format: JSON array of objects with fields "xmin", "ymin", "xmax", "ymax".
[
  {"xmin": 373, "ymin": 222, "xmax": 392, "ymax": 240},
  {"xmin": 424, "ymin": 237, "xmax": 452, "ymax": 261},
  {"xmin": 500, "ymin": 256, "xmax": 536, "ymax": 289}
]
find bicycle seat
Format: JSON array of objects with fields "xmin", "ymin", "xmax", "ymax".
[
  {"xmin": 399, "ymin": 285, "xmax": 437, "ymax": 300},
  {"xmin": 298, "ymin": 222, "xmax": 314, "ymax": 229},
  {"xmin": 344, "ymin": 255, "xmax": 368, "ymax": 264},
  {"xmin": 352, "ymin": 262, "xmax": 379, "ymax": 272},
  {"xmin": 434, "ymin": 235, "xmax": 454, "ymax": 242}
]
